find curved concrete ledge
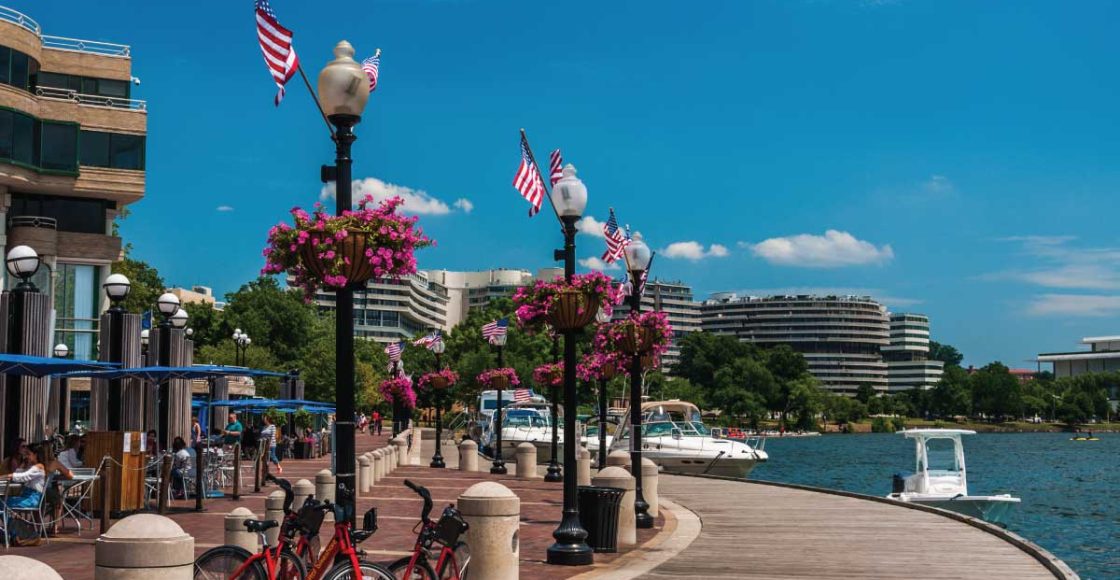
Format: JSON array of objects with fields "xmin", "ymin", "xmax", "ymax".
[
  {"xmin": 569, "ymin": 497, "xmax": 702, "ymax": 580},
  {"xmin": 676, "ymin": 473, "xmax": 1078, "ymax": 580}
]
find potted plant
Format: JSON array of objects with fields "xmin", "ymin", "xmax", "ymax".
[
  {"xmin": 477, "ymin": 368, "xmax": 520, "ymax": 390},
  {"xmin": 262, "ymin": 195, "xmax": 433, "ymax": 300},
  {"xmin": 418, "ymin": 368, "xmax": 459, "ymax": 391},
  {"xmin": 602, "ymin": 311, "xmax": 673, "ymax": 356},
  {"xmin": 533, "ymin": 362, "xmax": 564, "ymax": 389},
  {"xmin": 577, "ymin": 351, "xmax": 624, "ymax": 382},
  {"xmin": 513, "ymin": 272, "xmax": 622, "ymax": 332},
  {"xmin": 379, "ymin": 376, "xmax": 417, "ymax": 410}
]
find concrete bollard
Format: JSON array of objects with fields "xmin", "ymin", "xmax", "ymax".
[
  {"xmin": 264, "ymin": 491, "xmax": 285, "ymax": 546},
  {"xmin": 458, "ymin": 482, "xmax": 520, "ymax": 580},
  {"xmin": 606, "ymin": 449, "xmax": 630, "ymax": 468},
  {"xmin": 592, "ymin": 467, "xmax": 636, "ymax": 547},
  {"xmin": 515, "ymin": 443, "xmax": 538, "ymax": 479},
  {"xmin": 372, "ymin": 450, "xmax": 384, "ymax": 482},
  {"xmin": 410, "ymin": 428, "xmax": 423, "ymax": 465},
  {"xmin": 358, "ymin": 455, "xmax": 372, "ymax": 494},
  {"xmin": 382, "ymin": 447, "xmax": 394, "ymax": 474},
  {"xmin": 393, "ymin": 437, "xmax": 409, "ymax": 467},
  {"xmin": 0, "ymin": 555, "xmax": 64, "ymax": 579},
  {"xmin": 315, "ymin": 469, "xmax": 336, "ymax": 503},
  {"xmin": 224, "ymin": 507, "xmax": 259, "ymax": 553},
  {"xmin": 640, "ymin": 457, "xmax": 659, "ymax": 517},
  {"xmin": 293, "ymin": 479, "xmax": 314, "ymax": 510},
  {"xmin": 95, "ymin": 514, "xmax": 194, "ymax": 579},
  {"xmin": 577, "ymin": 447, "xmax": 592, "ymax": 486},
  {"xmin": 459, "ymin": 439, "xmax": 479, "ymax": 472}
]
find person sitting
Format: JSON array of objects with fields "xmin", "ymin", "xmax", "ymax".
[
  {"xmin": 41, "ymin": 447, "xmax": 74, "ymax": 535},
  {"xmin": 0, "ymin": 444, "xmax": 49, "ymax": 546},
  {"xmin": 145, "ymin": 430, "xmax": 160, "ymax": 457},
  {"xmin": 57, "ymin": 435, "xmax": 83, "ymax": 470},
  {"xmin": 2, "ymin": 438, "xmax": 26, "ymax": 475},
  {"xmin": 222, "ymin": 413, "xmax": 244, "ymax": 447},
  {"xmin": 169, "ymin": 437, "xmax": 193, "ymax": 500}
]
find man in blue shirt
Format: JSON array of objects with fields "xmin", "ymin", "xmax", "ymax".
[{"xmin": 223, "ymin": 412, "xmax": 244, "ymax": 446}]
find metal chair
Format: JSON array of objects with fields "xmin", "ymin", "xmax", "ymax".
[
  {"xmin": 60, "ymin": 467, "xmax": 98, "ymax": 533},
  {"xmin": 8, "ymin": 472, "xmax": 56, "ymax": 543}
]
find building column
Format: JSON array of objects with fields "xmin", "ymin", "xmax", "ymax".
[{"xmin": 0, "ymin": 291, "xmax": 51, "ymax": 450}]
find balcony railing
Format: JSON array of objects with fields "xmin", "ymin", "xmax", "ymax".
[
  {"xmin": 1, "ymin": 5, "xmax": 130, "ymax": 57},
  {"xmin": 35, "ymin": 86, "xmax": 146, "ymax": 111},
  {"xmin": 0, "ymin": 5, "xmax": 39, "ymax": 35},
  {"xmin": 8, "ymin": 215, "xmax": 57, "ymax": 230}
]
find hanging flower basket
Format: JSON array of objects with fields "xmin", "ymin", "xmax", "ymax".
[
  {"xmin": 379, "ymin": 376, "xmax": 417, "ymax": 410},
  {"xmin": 513, "ymin": 272, "xmax": 620, "ymax": 332},
  {"xmin": 298, "ymin": 229, "xmax": 377, "ymax": 287},
  {"xmin": 577, "ymin": 351, "xmax": 624, "ymax": 382},
  {"xmin": 548, "ymin": 288, "xmax": 600, "ymax": 331},
  {"xmin": 418, "ymin": 368, "xmax": 459, "ymax": 391},
  {"xmin": 596, "ymin": 311, "xmax": 674, "ymax": 369},
  {"xmin": 641, "ymin": 354, "xmax": 658, "ymax": 370},
  {"xmin": 533, "ymin": 362, "xmax": 564, "ymax": 389},
  {"xmin": 477, "ymin": 368, "xmax": 520, "ymax": 390}
]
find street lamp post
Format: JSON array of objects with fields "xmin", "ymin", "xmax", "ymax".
[
  {"xmin": 624, "ymin": 234, "xmax": 654, "ymax": 529},
  {"xmin": 546, "ymin": 165, "xmax": 593, "ymax": 566},
  {"xmin": 155, "ymin": 292, "xmax": 181, "ymax": 448},
  {"xmin": 318, "ymin": 39, "xmax": 370, "ymax": 528},
  {"xmin": 595, "ymin": 308, "xmax": 612, "ymax": 469},
  {"xmin": 430, "ymin": 340, "xmax": 447, "ymax": 469},
  {"xmin": 103, "ymin": 273, "xmax": 131, "ymax": 431},
  {"xmin": 3, "ymin": 246, "xmax": 40, "ymax": 453},
  {"xmin": 490, "ymin": 333, "xmax": 508, "ymax": 475},
  {"xmin": 232, "ymin": 329, "xmax": 251, "ymax": 366},
  {"xmin": 544, "ymin": 334, "xmax": 562, "ymax": 482},
  {"xmin": 54, "ymin": 343, "xmax": 70, "ymax": 434}
]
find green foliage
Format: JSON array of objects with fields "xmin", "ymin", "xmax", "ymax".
[
  {"xmin": 293, "ymin": 408, "xmax": 314, "ymax": 430},
  {"xmin": 929, "ymin": 341, "xmax": 964, "ymax": 367},
  {"xmin": 196, "ymin": 340, "xmax": 283, "ymax": 397},
  {"xmin": 855, "ymin": 383, "xmax": 876, "ymax": 405},
  {"xmin": 182, "ymin": 302, "xmax": 223, "ymax": 348},
  {"xmin": 297, "ymin": 313, "xmax": 388, "ymax": 405},
  {"xmin": 871, "ymin": 417, "xmax": 891, "ymax": 433},
  {"xmin": 930, "ymin": 365, "xmax": 971, "ymax": 417},
  {"xmin": 970, "ymin": 362, "xmax": 1023, "ymax": 421},
  {"xmin": 263, "ymin": 408, "xmax": 287, "ymax": 425},
  {"xmin": 222, "ymin": 277, "xmax": 317, "ymax": 364},
  {"xmin": 111, "ymin": 253, "xmax": 165, "ymax": 315}
]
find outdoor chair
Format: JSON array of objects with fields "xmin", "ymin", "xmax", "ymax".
[
  {"xmin": 8, "ymin": 472, "xmax": 56, "ymax": 543},
  {"xmin": 60, "ymin": 466, "xmax": 99, "ymax": 533}
]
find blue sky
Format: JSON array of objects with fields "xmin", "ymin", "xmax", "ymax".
[{"xmin": 23, "ymin": 0, "xmax": 1120, "ymax": 367}]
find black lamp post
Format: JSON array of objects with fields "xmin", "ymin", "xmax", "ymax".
[
  {"xmin": 595, "ymin": 308, "xmax": 612, "ymax": 468},
  {"xmin": 3, "ymin": 245, "xmax": 40, "ymax": 453},
  {"xmin": 232, "ymin": 329, "xmax": 250, "ymax": 366},
  {"xmin": 103, "ymin": 273, "xmax": 131, "ymax": 431},
  {"xmin": 624, "ymin": 233, "xmax": 654, "ymax": 529},
  {"xmin": 546, "ymin": 165, "xmax": 593, "ymax": 566},
  {"xmin": 544, "ymin": 334, "xmax": 562, "ymax": 482},
  {"xmin": 430, "ymin": 340, "xmax": 447, "ymax": 468},
  {"xmin": 390, "ymin": 360, "xmax": 404, "ymax": 436},
  {"xmin": 155, "ymin": 292, "xmax": 181, "ymax": 448},
  {"xmin": 317, "ymin": 40, "xmax": 371, "ymax": 528},
  {"xmin": 490, "ymin": 331, "xmax": 508, "ymax": 475}
]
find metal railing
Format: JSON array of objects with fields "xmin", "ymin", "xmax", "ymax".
[
  {"xmin": 0, "ymin": 5, "xmax": 40, "ymax": 35},
  {"xmin": 8, "ymin": 215, "xmax": 57, "ymax": 230},
  {"xmin": 35, "ymin": 86, "xmax": 146, "ymax": 111},
  {"xmin": 42, "ymin": 35, "xmax": 130, "ymax": 58}
]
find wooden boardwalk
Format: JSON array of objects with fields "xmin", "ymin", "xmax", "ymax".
[{"xmin": 646, "ymin": 475, "xmax": 1064, "ymax": 579}]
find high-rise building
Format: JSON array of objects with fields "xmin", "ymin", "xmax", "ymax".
[
  {"xmin": 611, "ymin": 279, "xmax": 701, "ymax": 370},
  {"xmin": 0, "ymin": 7, "xmax": 146, "ymax": 360},
  {"xmin": 424, "ymin": 268, "xmax": 561, "ymax": 326},
  {"xmin": 882, "ymin": 313, "xmax": 944, "ymax": 392},
  {"xmin": 701, "ymin": 294, "xmax": 891, "ymax": 395}
]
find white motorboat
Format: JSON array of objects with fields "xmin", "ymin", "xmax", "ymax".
[
  {"xmin": 610, "ymin": 400, "xmax": 768, "ymax": 479},
  {"xmin": 886, "ymin": 429, "xmax": 1020, "ymax": 525},
  {"xmin": 481, "ymin": 401, "xmax": 562, "ymax": 462}
]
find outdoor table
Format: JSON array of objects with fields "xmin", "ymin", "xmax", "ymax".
[{"xmin": 59, "ymin": 472, "xmax": 98, "ymax": 532}]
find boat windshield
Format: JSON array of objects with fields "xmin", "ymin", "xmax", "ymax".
[
  {"xmin": 503, "ymin": 410, "xmax": 550, "ymax": 428},
  {"xmin": 918, "ymin": 437, "xmax": 962, "ymax": 473},
  {"xmin": 641, "ymin": 420, "xmax": 710, "ymax": 437}
]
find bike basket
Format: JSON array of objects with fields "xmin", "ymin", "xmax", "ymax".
[
  {"xmin": 296, "ymin": 503, "xmax": 327, "ymax": 534},
  {"xmin": 435, "ymin": 509, "xmax": 469, "ymax": 546}
]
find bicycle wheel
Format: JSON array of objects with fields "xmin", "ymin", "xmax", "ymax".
[
  {"xmin": 194, "ymin": 545, "xmax": 266, "ymax": 580},
  {"xmin": 320, "ymin": 559, "xmax": 395, "ymax": 580},
  {"xmin": 277, "ymin": 548, "xmax": 308, "ymax": 580},
  {"xmin": 438, "ymin": 543, "xmax": 470, "ymax": 580},
  {"xmin": 388, "ymin": 556, "xmax": 437, "ymax": 580}
]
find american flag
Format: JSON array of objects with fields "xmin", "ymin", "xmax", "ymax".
[
  {"xmin": 384, "ymin": 341, "xmax": 404, "ymax": 362},
  {"xmin": 513, "ymin": 134, "xmax": 545, "ymax": 217},
  {"xmin": 549, "ymin": 149, "xmax": 564, "ymax": 186},
  {"xmin": 481, "ymin": 318, "xmax": 508, "ymax": 343},
  {"xmin": 362, "ymin": 50, "xmax": 380, "ymax": 93},
  {"xmin": 254, "ymin": 0, "xmax": 300, "ymax": 106},
  {"xmin": 512, "ymin": 389, "xmax": 532, "ymax": 402},
  {"xmin": 601, "ymin": 209, "xmax": 630, "ymax": 263},
  {"xmin": 412, "ymin": 331, "xmax": 441, "ymax": 349}
]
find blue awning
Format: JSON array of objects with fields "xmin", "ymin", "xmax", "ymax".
[
  {"xmin": 0, "ymin": 353, "xmax": 120, "ymax": 377},
  {"xmin": 60, "ymin": 364, "xmax": 288, "ymax": 381},
  {"xmin": 209, "ymin": 398, "xmax": 334, "ymax": 413}
]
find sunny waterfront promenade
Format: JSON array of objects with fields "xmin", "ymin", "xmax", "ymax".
[{"xmin": 645, "ymin": 474, "xmax": 1076, "ymax": 579}]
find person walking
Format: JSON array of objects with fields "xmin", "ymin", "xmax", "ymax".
[
  {"xmin": 372, "ymin": 410, "xmax": 382, "ymax": 436},
  {"xmin": 261, "ymin": 415, "xmax": 282, "ymax": 474}
]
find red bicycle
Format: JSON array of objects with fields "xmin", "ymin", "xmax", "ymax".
[
  {"xmin": 193, "ymin": 509, "xmax": 305, "ymax": 579},
  {"xmin": 388, "ymin": 480, "xmax": 470, "ymax": 580},
  {"xmin": 287, "ymin": 484, "xmax": 394, "ymax": 580}
]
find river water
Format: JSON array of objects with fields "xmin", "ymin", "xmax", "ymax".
[{"xmin": 750, "ymin": 432, "xmax": 1118, "ymax": 579}]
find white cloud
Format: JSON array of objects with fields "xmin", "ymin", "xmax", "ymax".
[
  {"xmin": 579, "ymin": 257, "xmax": 620, "ymax": 271},
  {"xmin": 576, "ymin": 216, "xmax": 606, "ymax": 238},
  {"xmin": 661, "ymin": 241, "xmax": 731, "ymax": 261},
  {"xmin": 453, "ymin": 198, "xmax": 474, "ymax": 214},
  {"xmin": 922, "ymin": 174, "xmax": 954, "ymax": 195},
  {"xmin": 216, "ymin": 205, "xmax": 234, "ymax": 212},
  {"xmin": 746, "ymin": 230, "xmax": 893, "ymax": 268},
  {"xmin": 320, "ymin": 177, "xmax": 469, "ymax": 215},
  {"xmin": 986, "ymin": 236, "xmax": 1120, "ymax": 290},
  {"xmin": 1026, "ymin": 294, "xmax": 1120, "ymax": 317}
]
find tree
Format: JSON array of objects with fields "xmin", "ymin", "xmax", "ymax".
[
  {"xmin": 930, "ymin": 365, "xmax": 971, "ymax": 417},
  {"xmin": 183, "ymin": 302, "xmax": 223, "ymax": 348},
  {"xmin": 970, "ymin": 362, "xmax": 1023, "ymax": 421},
  {"xmin": 223, "ymin": 277, "xmax": 317, "ymax": 364},
  {"xmin": 298, "ymin": 313, "xmax": 389, "ymax": 405},
  {"xmin": 111, "ymin": 253, "xmax": 164, "ymax": 315},
  {"xmin": 196, "ymin": 340, "xmax": 282, "ymax": 397},
  {"xmin": 709, "ymin": 357, "xmax": 775, "ymax": 428},
  {"xmin": 855, "ymin": 383, "xmax": 877, "ymax": 405},
  {"xmin": 786, "ymin": 377, "xmax": 825, "ymax": 431},
  {"xmin": 929, "ymin": 341, "xmax": 964, "ymax": 367},
  {"xmin": 672, "ymin": 332, "xmax": 756, "ymax": 390}
]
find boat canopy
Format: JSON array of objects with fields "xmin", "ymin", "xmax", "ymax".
[{"xmin": 898, "ymin": 428, "xmax": 976, "ymax": 438}]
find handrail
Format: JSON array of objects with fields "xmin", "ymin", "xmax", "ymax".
[
  {"xmin": 42, "ymin": 35, "xmax": 130, "ymax": 58},
  {"xmin": 8, "ymin": 215, "xmax": 57, "ymax": 229},
  {"xmin": 0, "ymin": 5, "xmax": 40, "ymax": 35},
  {"xmin": 35, "ymin": 86, "xmax": 147, "ymax": 111}
]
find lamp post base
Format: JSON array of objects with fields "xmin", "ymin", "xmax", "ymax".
[
  {"xmin": 430, "ymin": 454, "xmax": 445, "ymax": 469},
  {"xmin": 636, "ymin": 498, "xmax": 654, "ymax": 528},
  {"xmin": 544, "ymin": 460, "xmax": 562, "ymax": 482},
  {"xmin": 490, "ymin": 460, "xmax": 507, "ymax": 475},
  {"xmin": 546, "ymin": 513, "xmax": 594, "ymax": 566}
]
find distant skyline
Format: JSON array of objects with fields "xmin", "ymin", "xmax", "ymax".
[{"xmin": 20, "ymin": 0, "xmax": 1120, "ymax": 368}]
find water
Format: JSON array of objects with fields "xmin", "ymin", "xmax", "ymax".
[{"xmin": 751, "ymin": 433, "xmax": 1119, "ymax": 579}]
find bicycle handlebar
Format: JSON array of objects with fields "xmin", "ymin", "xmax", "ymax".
[{"xmin": 404, "ymin": 479, "xmax": 434, "ymax": 523}]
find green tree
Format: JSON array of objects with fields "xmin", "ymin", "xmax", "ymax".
[
  {"xmin": 298, "ymin": 313, "xmax": 389, "ymax": 405},
  {"xmin": 196, "ymin": 340, "xmax": 282, "ymax": 397},
  {"xmin": 223, "ymin": 277, "xmax": 317, "ymax": 364},
  {"xmin": 786, "ymin": 376, "xmax": 825, "ymax": 431},
  {"xmin": 111, "ymin": 253, "xmax": 165, "ymax": 315},
  {"xmin": 970, "ymin": 362, "xmax": 1023, "ymax": 421},
  {"xmin": 930, "ymin": 365, "xmax": 971, "ymax": 417},
  {"xmin": 855, "ymin": 383, "xmax": 877, "ymax": 405},
  {"xmin": 929, "ymin": 341, "xmax": 964, "ymax": 367},
  {"xmin": 183, "ymin": 302, "xmax": 223, "ymax": 348},
  {"xmin": 710, "ymin": 357, "xmax": 775, "ymax": 428},
  {"xmin": 672, "ymin": 332, "xmax": 756, "ymax": 390}
]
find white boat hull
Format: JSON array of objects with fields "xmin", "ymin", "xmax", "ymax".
[
  {"xmin": 889, "ymin": 494, "xmax": 1020, "ymax": 525},
  {"xmin": 651, "ymin": 452, "xmax": 760, "ymax": 479}
]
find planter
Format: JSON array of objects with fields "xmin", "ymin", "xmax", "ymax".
[
  {"xmin": 298, "ymin": 229, "xmax": 377, "ymax": 288},
  {"xmin": 491, "ymin": 375, "xmax": 510, "ymax": 390},
  {"xmin": 548, "ymin": 289, "xmax": 600, "ymax": 331},
  {"xmin": 641, "ymin": 355, "xmax": 657, "ymax": 370},
  {"xmin": 601, "ymin": 365, "xmax": 617, "ymax": 380},
  {"xmin": 430, "ymin": 376, "xmax": 450, "ymax": 389}
]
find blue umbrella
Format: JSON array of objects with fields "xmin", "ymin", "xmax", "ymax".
[
  {"xmin": 61, "ymin": 365, "xmax": 288, "ymax": 381},
  {"xmin": 0, "ymin": 353, "xmax": 120, "ymax": 377}
]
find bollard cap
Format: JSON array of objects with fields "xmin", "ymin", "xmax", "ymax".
[
  {"xmin": 516, "ymin": 442, "xmax": 535, "ymax": 454},
  {"xmin": 266, "ymin": 490, "xmax": 286, "ymax": 510},
  {"xmin": 578, "ymin": 447, "xmax": 590, "ymax": 459},
  {"xmin": 640, "ymin": 457, "xmax": 660, "ymax": 476},
  {"xmin": 592, "ymin": 466, "xmax": 635, "ymax": 490},
  {"xmin": 294, "ymin": 478, "xmax": 314, "ymax": 492},
  {"xmin": 316, "ymin": 469, "xmax": 335, "ymax": 483},
  {"xmin": 606, "ymin": 449, "xmax": 630, "ymax": 467},
  {"xmin": 459, "ymin": 439, "xmax": 478, "ymax": 449},
  {"xmin": 459, "ymin": 481, "xmax": 520, "ymax": 517},
  {"xmin": 0, "ymin": 555, "xmax": 64, "ymax": 579},
  {"xmin": 96, "ymin": 514, "xmax": 195, "ymax": 569},
  {"xmin": 359, "ymin": 455, "xmax": 371, "ymax": 465}
]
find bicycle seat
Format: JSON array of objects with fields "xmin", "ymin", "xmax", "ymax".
[
  {"xmin": 351, "ymin": 529, "xmax": 374, "ymax": 544},
  {"xmin": 243, "ymin": 519, "xmax": 279, "ymax": 533}
]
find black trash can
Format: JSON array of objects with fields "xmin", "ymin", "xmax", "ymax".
[{"xmin": 577, "ymin": 485, "xmax": 625, "ymax": 553}]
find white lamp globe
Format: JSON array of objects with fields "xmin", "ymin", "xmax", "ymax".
[
  {"xmin": 157, "ymin": 292, "xmax": 180, "ymax": 317},
  {"xmin": 54, "ymin": 343, "xmax": 69, "ymax": 358},
  {"xmin": 140, "ymin": 329, "xmax": 150, "ymax": 346},
  {"xmin": 103, "ymin": 273, "xmax": 131, "ymax": 302},
  {"xmin": 171, "ymin": 307, "xmax": 189, "ymax": 329},
  {"xmin": 5, "ymin": 245, "xmax": 40, "ymax": 278},
  {"xmin": 550, "ymin": 164, "xmax": 588, "ymax": 219},
  {"xmin": 432, "ymin": 341, "xmax": 447, "ymax": 355},
  {"xmin": 624, "ymin": 232, "xmax": 652, "ymax": 272},
  {"xmin": 317, "ymin": 41, "xmax": 370, "ymax": 118}
]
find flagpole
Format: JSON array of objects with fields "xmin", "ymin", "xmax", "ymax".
[
  {"xmin": 520, "ymin": 128, "xmax": 562, "ymax": 222},
  {"xmin": 298, "ymin": 63, "xmax": 335, "ymax": 138}
]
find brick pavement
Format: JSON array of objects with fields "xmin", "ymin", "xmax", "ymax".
[{"xmin": 13, "ymin": 430, "xmax": 663, "ymax": 579}]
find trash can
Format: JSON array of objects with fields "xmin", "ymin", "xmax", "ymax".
[{"xmin": 577, "ymin": 485, "xmax": 625, "ymax": 553}]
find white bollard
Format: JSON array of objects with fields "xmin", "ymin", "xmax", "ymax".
[
  {"xmin": 640, "ymin": 457, "xmax": 659, "ymax": 517},
  {"xmin": 577, "ymin": 447, "xmax": 592, "ymax": 486},
  {"xmin": 593, "ymin": 466, "xmax": 636, "ymax": 547},
  {"xmin": 515, "ymin": 442, "xmax": 538, "ymax": 479},
  {"xmin": 223, "ymin": 507, "xmax": 259, "ymax": 553},
  {"xmin": 386, "ymin": 446, "xmax": 397, "ymax": 473},
  {"xmin": 372, "ymin": 450, "xmax": 384, "ymax": 482},
  {"xmin": 410, "ymin": 428, "xmax": 423, "ymax": 465},
  {"xmin": 264, "ymin": 490, "xmax": 285, "ymax": 546},
  {"xmin": 293, "ymin": 479, "xmax": 314, "ymax": 509},
  {"xmin": 459, "ymin": 439, "xmax": 479, "ymax": 472},
  {"xmin": 393, "ymin": 437, "xmax": 409, "ymax": 467},
  {"xmin": 95, "ymin": 514, "xmax": 195, "ymax": 580},
  {"xmin": 358, "ymin": 455, "xmax": 372, "ymax": 494},
  {"xmin": 458, "ymin": 482, "xmax": 520, "ymax": 580},
  {"xmin": 0, "ymin": 555, "xmax": 63, "ymax": 579},
  {"xmin": 606, "ymin": 449, "xmax": 629, "ymax": 468},
  {"xmin": 315, "ymin": 469, "xmax": 336, "ymax": 503}
]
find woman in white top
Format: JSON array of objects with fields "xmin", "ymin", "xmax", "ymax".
[
  {"xmin": 1, "ymin": 444, "xmax": 48, "ymax": 546},
  {"xmin": 261, "ymin": 415, "xmax": 282, "ymax": 474}
]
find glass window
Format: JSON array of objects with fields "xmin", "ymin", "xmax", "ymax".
[
  {"xmin": 10, "ymin": 50, "xmax": 28, "ymax": 90},
  {"xmin": 99, "ymin": 79, "xmax": 128, "ymax": 98},
  {"xmin": 81, "ymin": 77, "xmax": 97, "ymax": 95},
  {"xmin": 0, "ymin": 47, "xmax": 9, "ymax": 85},
  {"xmin": 54, "ymin": 263, "xmax": 100, "ymax": 361},
  {"xmin": 37, "ymin": 72, "xmax": 69, "ymax": 90},
  {"xmin": 40, "ymin": 122, "xmax": 78, "ymax": 171},
  {"xmin": 79, "ymin": 130, "xmax": 110, "ymax": 167},
  {"xmin": 10, "ymin": 193, "xmax": 107, "ymax": 234},
  {"xmin": 11, "ymin": 112, "xmax": 34, "ymax": 165},
  {"xmin": 109, "ymin": 133, "xmax": 143, "ymax": 169},
  {"xmin": 0, "ymin": 109, "xmax": 10, "ymax": 159}
]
